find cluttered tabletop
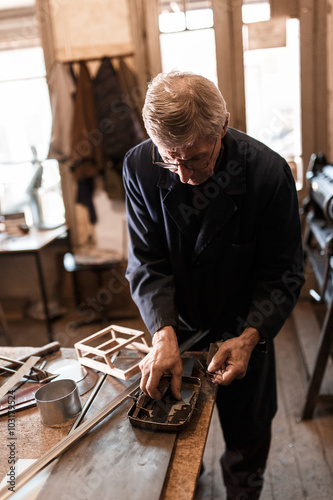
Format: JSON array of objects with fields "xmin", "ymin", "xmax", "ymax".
[{"xmin": 0, "ymin": 327, "xmax": 217, "ymax": 500}]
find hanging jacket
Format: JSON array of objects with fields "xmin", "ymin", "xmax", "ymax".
[{"xmin": 70, "ymin": 61, "xmax": 104, "ymax": 181}]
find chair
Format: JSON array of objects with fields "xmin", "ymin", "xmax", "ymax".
[{"xmin": 63, "ymin": 250, "xmax": 132, "ymax": 328}]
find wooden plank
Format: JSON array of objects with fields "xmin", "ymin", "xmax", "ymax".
[
  {"xmin": 292, "ymin": 299, "xmax": 333, "ymax": 419},
  {"xmin": 268, "ymin": 322, "xmax": 305, "ymax": 499},
  {"xmin": 291, "ymin": 299, "xmax": 333, "ymax": 394},
  {"xmin": 161, "ymin": 365, "xmax": 218, "ymax": 500},
  {"xmin": 247, "ymin": 17, "xmax": 287, "ymax": 50},
  {"xmin": 193, "ymin": 406, "xmax": 225, "ymax": 500},
  {"xmin": 271, "ymin": 0, "xmax": 298, "ymax": 18},
  {"xmin": 273, "ymin": 318, "xmax": 333, "ymax": 498}
]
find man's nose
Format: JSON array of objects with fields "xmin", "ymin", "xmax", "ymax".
[{"xmin": 177, "ymin": 163, "xmax": 192, "ymax": 183}]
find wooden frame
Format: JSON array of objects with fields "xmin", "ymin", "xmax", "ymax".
[{"xmin": 74, "ymin": 325, "xmax": 151, "ymax": 380}]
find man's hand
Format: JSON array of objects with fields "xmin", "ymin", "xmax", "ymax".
[
  {"xmin": 139, "ymin": 326, "xmax": 183, "ymax": 400},
  {"xmin": 207, "ymin": 328, "xmax": 260, "ymax": 385}
]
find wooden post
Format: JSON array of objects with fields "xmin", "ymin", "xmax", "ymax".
[{"xmin": 213, "ymin": 0, "xmax": 246, "ymax": 132}]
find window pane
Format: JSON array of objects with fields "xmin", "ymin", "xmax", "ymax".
[
  {"xmin": 186, "ymin": 8, "xmax": 213, "ymax": 30},
  {"xmin": 243, "ymin": 19, "xmax": 301, "ymax": 163},
  {"xmin": 0, "ymin": 45, "xmax": 62, "ymax": 227},
  {"xmin": 0, "ymin": 159, "xmax": 65, "ymax": 227},
  {"xmin": 160, "ymin": 28, "xmax": 217, "ymax": 85},
  {"xmin": 0, "ymin": 46, "xmax": 46, "ymax": 81},
  {"xmin": 0, "ymin": 47, "xmax": 51, "ymax": 163},
  {"xmin": 159, "ymin": 1, "xmax": 213, "ymax": 32},
  {"xmin": 159, "ymin": 12, "xmax": 186, "ymax": 33},
  {"xmin": 242, "ymin": 1, "xmax": 270, "ymax": 24}
]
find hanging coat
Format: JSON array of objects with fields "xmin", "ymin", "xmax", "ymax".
[
  {"xmin": 47, "ymin": 61, "xmax": 76, "ymax": 161},
  {"xmin": 94, "ymin": 58, "xmax": 144, "ymax": 199},
  {"xmin": 70, "ymin": 62, "xmax": 104, "ymax": 223}
]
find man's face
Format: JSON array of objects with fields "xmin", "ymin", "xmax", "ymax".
[{"xmin": 155, "ymin": 137, "xmax": 221, "ymax": 186}]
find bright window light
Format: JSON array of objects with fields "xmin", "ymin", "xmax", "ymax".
[
  {"xmin": 243, "ymin": 19, "xmax": 302, "ymax": 169},
  {"xmin": 159, "ymin": 12, "xmax": 186, "ymax": 33},
  {"xmin": 242, "ymin": 2, "xmax": 271, "ymax": 24},
  {"xmin": 186, "ymin": 8, "xmax": 214, "ymax": 30}
]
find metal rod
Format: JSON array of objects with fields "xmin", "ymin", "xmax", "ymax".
[
  {"xmin": 0, "ymin": 330, "xmax": 209, "ymax": 498},
  {"xmin": 0, "ymin": 376, "xmax": 141, "ymax": 500},
  {"xmin": 178, "ymin": 329, "xmax": 209, "ymax": 354},
  {"xmin": 0, "ymin": 356, "xmax": 48, "ymax": 376},
  {"xmin": 69, "ymin": 373, "xmax": 107, "ymax": 433},
  {"xmin": 0, "ymin": 356, "xmax": 40, "ymax": 399},
  {"xmin": 0, "ymin": 342, "xmax": 60, "ymax": 376}
]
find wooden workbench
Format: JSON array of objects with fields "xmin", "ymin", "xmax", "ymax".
[{"xmin": 0, "ymin": 347, "xmax": 217, "ymax": 500}]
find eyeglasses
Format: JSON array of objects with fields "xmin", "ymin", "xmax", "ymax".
[{"xmin": 152, "ymin": 138, "xmax": 218, "ymax": 172}]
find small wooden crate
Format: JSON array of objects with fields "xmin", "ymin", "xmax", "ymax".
[{"xmin": 74, "ymin": 324, "xmax": 151, "ymax": 380}]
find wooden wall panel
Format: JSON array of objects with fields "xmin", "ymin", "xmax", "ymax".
[
  {"xmin": 271, "ymin": 0, "xmax": 298, "ymax": 18},
  {"xmin": 327, "ymin": 0, "xmax": 333, "ymax": 160},
  {"xmin": 49, "ymin": 0, "xmax": 134, "ymax": 62}
]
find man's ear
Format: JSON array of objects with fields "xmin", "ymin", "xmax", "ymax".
[{"xmin": 221, "ymin": 112, "xmax": 230, "ymax": 138}]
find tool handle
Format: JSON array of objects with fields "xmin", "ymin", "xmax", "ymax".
[{"xmin": 0, "ymin": 341, "xmax": 61, "ymax": 375}]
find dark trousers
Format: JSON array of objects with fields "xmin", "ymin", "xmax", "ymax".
[
  {"xmin": 221, "ymin": 423, "xmax": 271, "ymax": 500},
  {"xmin": 215, "ymin": 341, "xmax": 277, "ymax": 499}
]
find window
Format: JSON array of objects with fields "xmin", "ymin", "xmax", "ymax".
[
  {"xmin": 0, "ymin": 2, "xmax": 65, "ymax": 227},
  {"xmin": 242, "ymin": 0, "xmax": 270, "ymax": 24},
  {"xmin": 0, "ymin": 47, "xmax": 52, "ymax": 163},
  {"xmin": 158, "ymin": 0, "xmax": 217, "ymax": 85},
  {"xmin": 242, "ymin": 3, "xmax": 302, "ymax": 188}
]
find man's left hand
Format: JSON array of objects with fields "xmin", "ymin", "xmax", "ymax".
[{"xmin": 207, "ymin": 328, "xmax": 260, "ymax": 385}]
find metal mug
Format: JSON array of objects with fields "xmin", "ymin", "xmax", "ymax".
[{"xmin": 35, "ymin": 378, "xmax": 82, "ymax": 427}]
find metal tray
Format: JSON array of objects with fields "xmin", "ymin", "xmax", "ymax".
[{"xmin": 128, "ymin": 376, "xmax": 201, "ymax": 432}]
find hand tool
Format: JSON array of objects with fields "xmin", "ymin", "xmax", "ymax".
[
  {"xmin": 0, "ymin": 341, "xmax": 60, "ymax": 376},
  {"xmin": 0, "ymin": 356, "xmax": 40, "ymax": 399},
  {"xmin": 0, "ymin": 355, "xmax": 58, "ymax": 383}
]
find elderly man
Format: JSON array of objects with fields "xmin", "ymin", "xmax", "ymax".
[{"xmin": 123, "ymin": 71, "xmax": 304, "ymax": 499}]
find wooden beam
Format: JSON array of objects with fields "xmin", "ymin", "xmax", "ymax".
[
  {"xmin": 212, "ymin": 0, "xmax": 246, "ymax": 132},
  {"xmin": 144, "ymin": 0, "xmax": 162, "ymax": 79},
  {"xmin": 327, "ymin": 0, "xmax": 333, "ymax": 160},
  {"xmin": 35, "ymin": 0, "xmax": 55, "ymax": 73},
  {"xmin": 299, "ymin": 0, "xmax": 329, "ymax": 202},
  {"xmin": 270, "ymin": 0, "xmax": 298, "ymax": 18}
]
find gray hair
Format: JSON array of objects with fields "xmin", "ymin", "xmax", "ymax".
[{"xmin": 142, "ymin": 71, "xmax": 228, "ymax": 148}]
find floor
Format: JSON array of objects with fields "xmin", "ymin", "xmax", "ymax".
[
  {"xmin": 195, "ymin": 299, "xmax": 333, "ymax": 500},
  {"xmin": 1, "ymin": 288, "xmax": 333, "ymax": 499}
]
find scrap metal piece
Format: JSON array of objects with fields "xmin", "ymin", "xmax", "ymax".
[
  {"xmin": 0, "ymin": 355, "xmax": 59, "ymax": 383},
  {"xmin": 202, "ymin": 340, "xmax": 224, "ymax": 380},
  {"xmin": 128, "ymin": 376, "xmax": 201, "ymax": 431}
]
